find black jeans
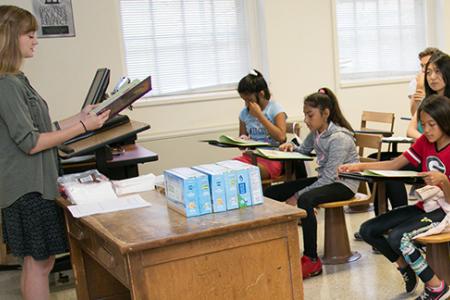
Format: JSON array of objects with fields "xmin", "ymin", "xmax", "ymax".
[
  {"xmin": 359, "ymin": 205, "xmax": 445, "ymax": 262},
  {"xmin": 264, "ymin": 179, "xmax": 354, "ymax": 258}
]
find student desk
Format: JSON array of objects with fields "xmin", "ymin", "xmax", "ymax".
[
  {"xmin": 58, "ymin": 191, "xmax": 306, "ymax": 300},
  {"xmin": 381, "ymin": 137, "xmax": 414, "ymax": 155},
  {"xmin": 354, "ymin": 129, "xmax": 393, "ymax": 137},
  {"xmin": 247, "ymin": 150, "xmax": 313, "ymax": 183},
  {"xmin": 339, "ymin": 172, "xmax": 422, "ymax": 214}
]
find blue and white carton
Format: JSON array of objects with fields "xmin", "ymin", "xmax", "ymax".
[
  {"xmin": 224, "ymin": 160, "xmax": 264, "ymax": 205},
  {"xmin": 216, "ymin": 160, "xmax": 253, "ymax": 208},
  {"xmin": 221, "ymin": 168, "xmax": 239, "ymax": 210},
  {"xmin": 164, "ymin": 168, "xmax": 212, "ymax": 217},
  {"xmin": 192, "ymin": 164, "xmax": 228, "ymax": 212}
]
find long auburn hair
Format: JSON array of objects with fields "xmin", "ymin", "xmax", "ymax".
[
  {"xmin": 304, "ymin": 87, "xmax": 353, "ymax": 132},
  {"xmin": 0, "ymin": 5, "xmax": 37, "ymax": 74}
]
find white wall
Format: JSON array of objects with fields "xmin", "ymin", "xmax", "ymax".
[{"xmin": 4, "ymin": 0, "xmax": 450, "ymax": 175}]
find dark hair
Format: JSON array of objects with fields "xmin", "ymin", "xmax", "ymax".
[
  {"xmin": 424, "ymin": 52, "xmax": 450, "ymax": 97},
  {"xmin": 418, "ymin": 47, "xmax": 440, "ymax": 59},
  {"xmin": 237, "ymin": 69, "xmax": 271, "ymax": 100},
  {"xmin": 304, "ymin": 87, "xmax": 353, "ymax": 132},
  {"xmin": 417, "ymin": 94, "xmax": 450, "ymax": 137}
]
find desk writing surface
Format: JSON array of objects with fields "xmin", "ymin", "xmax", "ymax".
[
  {"xmin": 57, "ymin": 191, "xmax": 305, "ymax": 255},
  {"xmin": 59, "ymin": 120, "xmax": 150, "ymax": 159},
  {"xmin": 355, "ymin": 128, "xmax": 393, "ymax": 137},
  {"xmin": 339, "ymin": 172, "xmax": 423, "ymax": 183}
]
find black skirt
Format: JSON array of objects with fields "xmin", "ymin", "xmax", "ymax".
[{"xmin": 2, "ymin": 192, "xmax": 68, "ymax": 260}]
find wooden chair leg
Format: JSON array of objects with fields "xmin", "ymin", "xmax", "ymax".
[
  {"xmin": 425, "ymin": 243, "xmax": 450, "ymax": 283},
  {"xmin": 322, "ymin": 207, "xmax": 361, "ymax": 265}
]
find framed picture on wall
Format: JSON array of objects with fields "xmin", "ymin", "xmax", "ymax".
[{"xmin": 32, "ymin": 0, "xmax": 75, "ymax": 38}]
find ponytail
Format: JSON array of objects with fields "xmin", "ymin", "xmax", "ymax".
[
  {"xmin": 237, "ymin": 69, "xmax": 271, "ymax": 100},
  {"xmin": 304, "ymin": 87, "xmax": 353, "ymax": 132}
]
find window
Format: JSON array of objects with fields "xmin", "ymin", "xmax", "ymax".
[
  {"xmin": 119, "ymin": 0, "xmax": 261, "ymax": 98},
  {"xmin": 335, "ymin": 0, "xmax": 427, "ymax": 82}
]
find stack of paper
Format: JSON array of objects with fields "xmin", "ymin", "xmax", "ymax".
[
  {"xmin": 112, "ymin": 173, "xmax": 156, "ymax": 195},
  {"xmin": 58, "ymin": 169, "xmax": 153, "ymax": 218},
  {"xmin": 68, "ymin": 194, "xmax": 150, "ymax": 218},
  {"xmin": 64, "ymin": 181, "xmax": 118, "ymax": 205}
]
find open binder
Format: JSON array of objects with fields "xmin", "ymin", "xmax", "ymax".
[{"xmin": 91, "ymin": 76, "xmax": 152, "ymax": 119}]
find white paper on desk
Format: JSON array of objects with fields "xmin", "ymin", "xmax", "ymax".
[
  {"xmin": 65, "ymin": 181, "xmax": 118, "ymax": 205},
  {"xmin": 67, "ymin": 194, "xmax": 150, "ymax": 218},
  {"xmin": 112, "ymin": 173, "xmax": 156, "ymax": 195},
  {"xmin": 382, "ymin": 136, "xmax": 413, "ymax": 142}
]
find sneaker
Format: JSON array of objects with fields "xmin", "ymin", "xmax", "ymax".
[
  {"xmin": 301, "ymin": 255, "xmax": 322, "ymax": 279},
  {"xmin": 416, "ymin": 282, "xmax": 450, "ymax": 300},
  {"xmin": 372, "ymin": 246, "xmax": 381, "ymax": 254},
  {"xmin": 354, "ymin": 231, "xmax": 363, "ymax": 241},
  {"xmin": 398, "ymin": 266, "xmax": 418, "ymax": 294}
]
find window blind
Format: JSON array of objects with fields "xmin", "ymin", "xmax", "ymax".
[
  {"xmin": 335, "ymin": 0, "xmax": 427, "ymax": 81},
  {"xmin": 119, "ymin": 0, "xmax": 251, "ymax": 97}
]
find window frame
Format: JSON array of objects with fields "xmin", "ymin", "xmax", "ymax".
[
  {"xmin": 117, "ymin": 0, "xmax": 268, "ymax": 107},
  {"xmin": 331, "ymin": 0, "xmax": 437, "ymax": 88}
]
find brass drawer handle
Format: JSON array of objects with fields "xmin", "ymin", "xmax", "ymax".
[{"xmin": 70, "ymin": 224, "xmax": 86, "ymax": 241}]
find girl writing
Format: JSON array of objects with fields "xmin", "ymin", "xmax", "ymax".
[{"xmin": 264, "ymin": 87, "xmax": 359, "ymax": 278}]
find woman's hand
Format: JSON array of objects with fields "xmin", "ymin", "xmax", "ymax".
[
  {"xmin": 80, "ymin": 104, "xmax": 96, "ymax": 118},
  {"xmin": 419, "ymin": 171, "xmax": 448, "ymax": 187},
  {"xmin": 279, "ymin": 142, "xmax": 294, "ymax": 152},
  {"xmin": 239, "ymin": 135, "xmax": 250, "ymax": 140},
  {"xmin": 338, "ymin": 163, "xmax": 363, "ymax": 173},
  {"xmin": 82, "ymin": 110, "xmax": 110, "ymax": 131}
]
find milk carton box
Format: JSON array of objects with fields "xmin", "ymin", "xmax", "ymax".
[
  {"xmin": 192, "ymin": 170, "xmax": 214, "ymax": 215},
  {"xmin": 192, "ymin": 164, "xmax": 228, "ymax": 212},
  {"xmin": 216, "ymin": 160, "xmax": 252, "ymax": 208},
  {"xmin": 224, "ymin": 160, "xmax": 264, "ymax": 205},
  {"xmin": 164, "ymin": 167, "xmax": 212, "ymax": 217},
  {"xmin": 218, "ymin": 165, "xmax": 239, "ymax": 210}
]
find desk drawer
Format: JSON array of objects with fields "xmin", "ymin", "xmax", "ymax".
[
  {"xmin": 66, "ymin": 217, "xmax": 129, "ymax": 287},
  {"xmin": 67, "ymin": 217, "xmax": 93, "ymax": 251},
  {"xmin": 90, "ymin": 236, "xmax": 129, "ymax": 287}
]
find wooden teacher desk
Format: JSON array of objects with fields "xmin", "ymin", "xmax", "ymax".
[{"xmin": 58, "ymin": 191, "xmax": 306, "ymax": 300}]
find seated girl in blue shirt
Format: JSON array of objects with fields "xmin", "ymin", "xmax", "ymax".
[{"xmin": 234, "ymin": 70, "xmax": 287, "ymax": 180}]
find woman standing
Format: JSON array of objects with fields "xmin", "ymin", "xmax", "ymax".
[{"xmin": 0, "ymin": 6, "xmax": 109, "ymax": 299}]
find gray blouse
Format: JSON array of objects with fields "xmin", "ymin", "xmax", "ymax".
[{"xmin": 0, "ymin": 72, "xmax": 59, "ymax": 208}]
